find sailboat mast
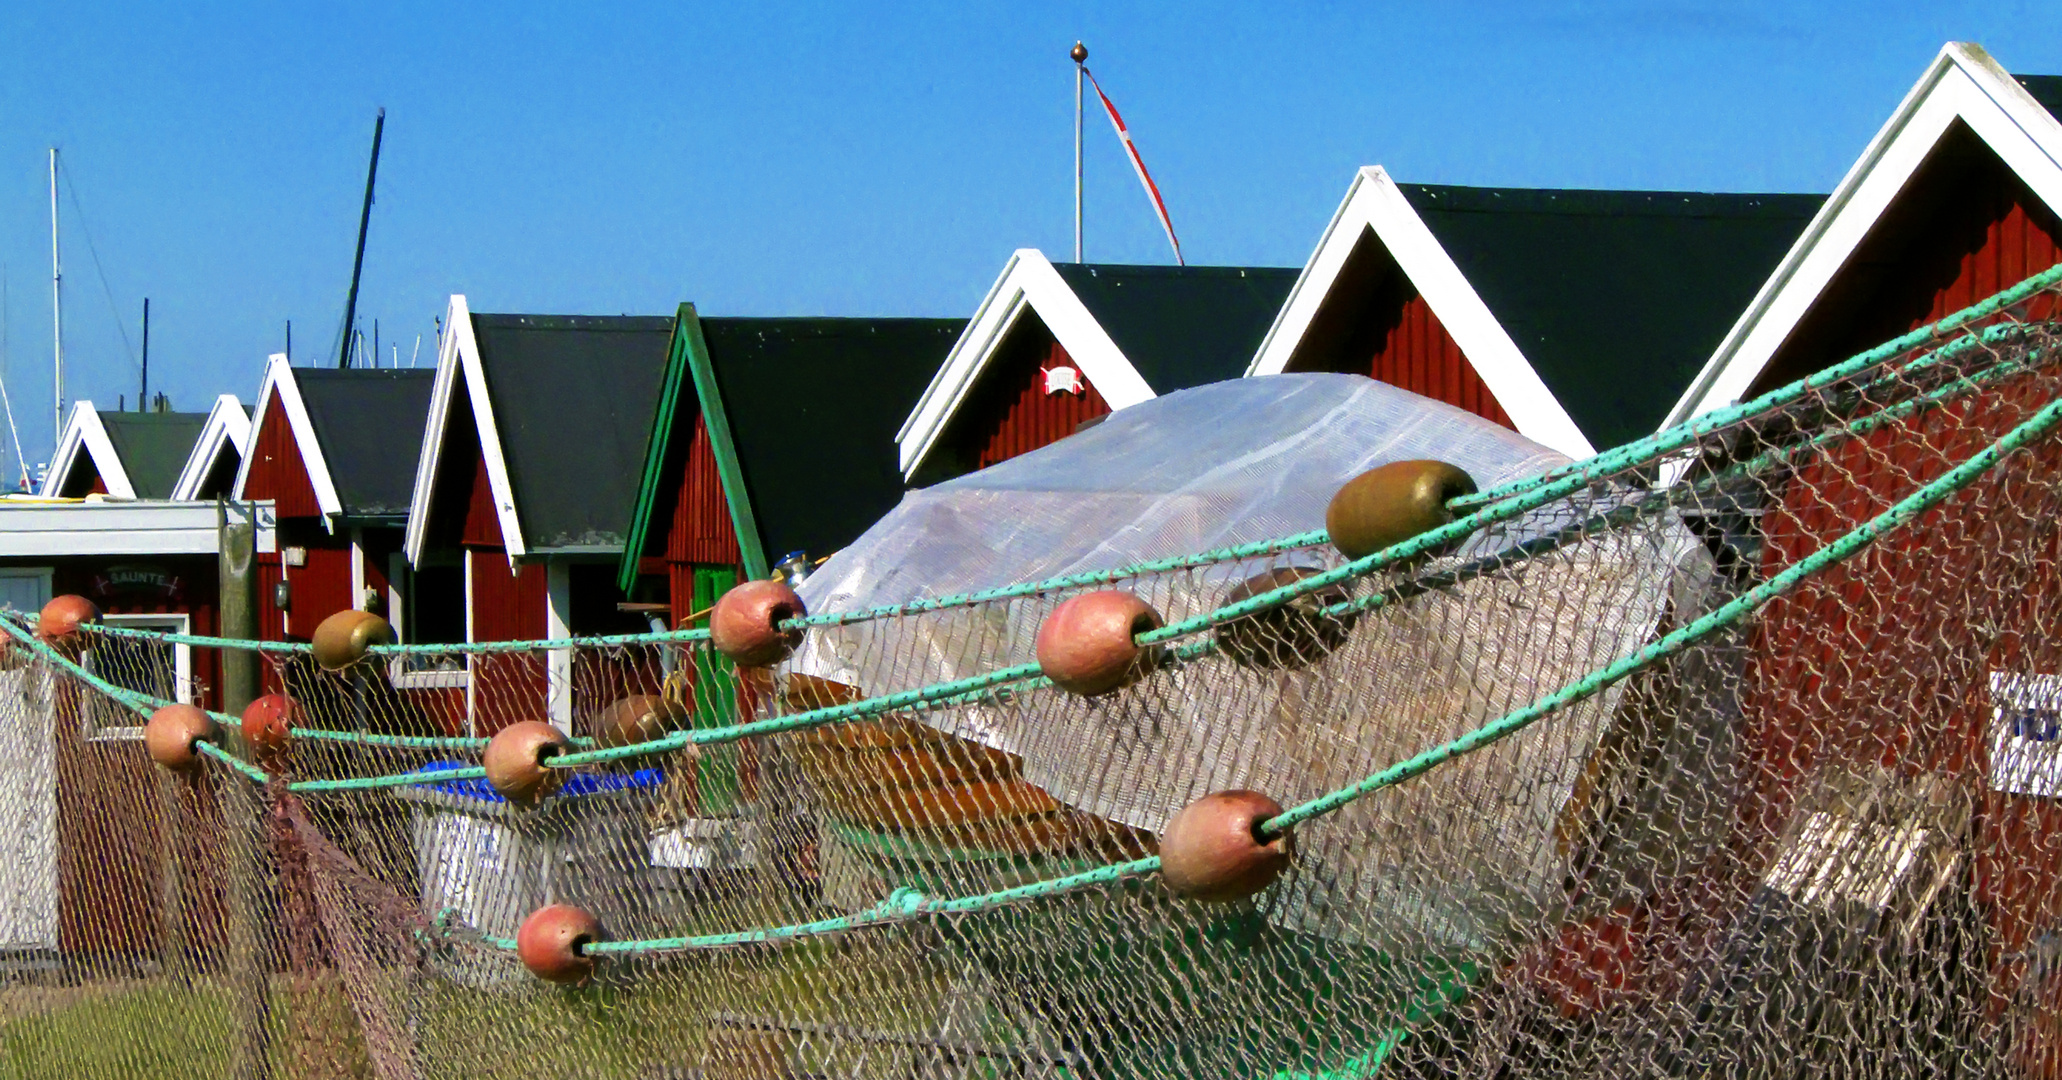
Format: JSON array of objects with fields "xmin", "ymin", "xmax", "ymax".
[
  {"xmin": 49, "ymin": 148, "xmax": 62, "ymax": 447},
  {"xmin": 339, "ymin": 108, "xmax": 384, "ymax": 369}
]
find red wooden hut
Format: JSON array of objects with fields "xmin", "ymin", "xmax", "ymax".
[
  {"xmin": 40, "ymin": 400, "xmax": 213, "ymax": 499},
  {"xmin": 616, "ymin": 306, "xmax": 963, "ymax": 626},
  {"xmin": 168, "ymin": 394, "xmax": 252, "ymax": 501},
  {"xmin": 896, "ymin": 251, "xmax": 1295, "ymax": 485},
  {"xmin": 402, "ymin": 298, "xmax": 674, "ymax": 736},
  {"xmin": 0, "ymin": 499, "xmax": 273, "ymax": 962},
  {"xmin": 1500, "ymin": 44, "xmax": 2062, "ymax": 1057},
  {"xmin": 231, "ymin": 354, "xmax": 434, "ymax": 688},
  {"xmin": 1246, "ymin": 169, "xmax": 1825, "ymax": 457}
]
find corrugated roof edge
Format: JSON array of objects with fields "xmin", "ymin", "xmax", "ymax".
[
  {"xmin": 1400, "ymin": 184, "xmax": 1826, "ymax": 219},
  {"xmin": 2018, "ymin": 74, "xmax": 2062, "ymax": 120},
  {"xmin": 471, "ymin": 313, "xmax": 676, "ymax": 332},
  {"xmin": 1050, "ymin": 262, "xmax": 1294, "ymax": 278}
]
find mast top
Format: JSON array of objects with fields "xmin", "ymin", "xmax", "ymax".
[{"xmin": 1070, "ymin": 41, "xmax": 1087, "ymax": 64}]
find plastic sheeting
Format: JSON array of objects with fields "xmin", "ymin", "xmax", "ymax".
[{"xmin": 795, "ymin": 374, "xmax": 1709, "ymax": 948}]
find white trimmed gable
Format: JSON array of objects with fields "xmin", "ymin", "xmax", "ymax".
[
  {"xmin": 230, "ymin": 355, "xmax": 345, "ymax": 523},
  {"xmin": 402, "ymin": 294, "xmax": 527, "ymax": 566},
  {"xmin": 169, "ymin": 395, "xmax": 251, "ymax": 501},
  {"xmin": 895, "ymin": 249, "xmax": 1158, "ymax": 479},
  {"xmin": 1664, "ymin": 42, "xmax": 2062, "ymax": 429},
  {"xmin": 1245, "ymin": 166, "xmax": 1595, "ymax": 459},
  {"xmin": 40, "ymin": 401, "xmax": 133, "ymax": 499}
]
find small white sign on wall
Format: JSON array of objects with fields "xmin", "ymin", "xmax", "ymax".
[{"xmin": 1990, "ymin": 672, "xmax": 2062, "ymax": 797}]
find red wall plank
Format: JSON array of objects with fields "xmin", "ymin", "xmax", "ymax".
[
  {"xmin": 1754, "ymin": 129, "xmax": 2062, "ymax": 396},
  {"xmin": 1735, "ymin": 145, "xmax": 2062, "ymax": 1046},
  {"xmin": 284, "ymin": 544, "xmax": 355, "ymax": 639},
  {"xmin": 461, "ymin": 444, "xmax": 502, "ymax": 548},
  {"xmin": 934, "ymin": 318, "xmax": 1110, "ymax": 477},
  {"xmin": 668, "ymin": 412, "xmax": 742, "ymax": 567},
  {"xmin": 1282, "ymin": 229, "xmax": 1514, "ymax": 429},
  {"xmin": 1365, "ymin": 293, "xmax": 1514, "ymax": 428},
  {"xmin": 468, "ymin": 549, "xmax": 548, "ymax": 735},
  {"xmin": 242, "ymin": 388, "xmax": 323, "ymax": 519}
]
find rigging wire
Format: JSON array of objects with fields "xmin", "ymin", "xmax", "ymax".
[
  {"xmin": 57, "ymin": 156, "xmax": 142, "ymax": 377},
  {"xmin": 0, "ymin": 267, "xmax": 22, "ymax": 489}
]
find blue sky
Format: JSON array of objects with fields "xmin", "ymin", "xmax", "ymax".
[{"xmin": 0, "ymin": 2, "xmax": 2057, "ymax": 473}]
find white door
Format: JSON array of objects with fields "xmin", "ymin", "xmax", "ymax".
[{"xmin": 0, "ymin": 568, "xmax": 57, "ymax": 950}]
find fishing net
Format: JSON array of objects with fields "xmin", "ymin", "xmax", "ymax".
[{"xmin": 3, "ymin": 267, "xmax": 2062, "ymax": 1080}]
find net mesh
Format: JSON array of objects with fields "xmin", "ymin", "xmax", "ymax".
[{"xmin": 4, "ymin": 277, "xmax": 2062, "ymax": 1079}]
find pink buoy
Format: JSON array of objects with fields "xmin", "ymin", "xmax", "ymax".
[
  {"xmin": 709, "ymin": 579, "xmax": 807, "ymax": 667},
  {"xmin": 37, "ymin": 595, "xmax": 100, "ymax": 649},
  {"xmin": 483, "ymin": 720, "xmax": 571, "ymax": 805},
  {"xmin": 1159, "ymin": 789, "xmax": 1294, "ymax": 902},
  {"xmin": 517, "ymin": 903, "xmax": 602, "ymax": 984},
  {"xmin": 145, "ymin": 704, "xmax": 221, "ymax": 773},
  {"xmin": 1035, "ymin": 591, "xmax": 1164, "ymax": 697},
  {"xmin": 1325, "ymin": 459, "xmax": 1477, "ymax": 561},
  {"xmin": 241, "ymin": 693, "xmax": 301, "ymax": 763}
]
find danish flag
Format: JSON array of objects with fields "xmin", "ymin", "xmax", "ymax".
[{"xmin": 1084, "ymin": 67, "xmax": 1184, "ymax": 265}]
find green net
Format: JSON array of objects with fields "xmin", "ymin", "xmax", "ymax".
[{"xmin": 6, "ymin": 269, "xmax": 2062, "ymax": 1078}]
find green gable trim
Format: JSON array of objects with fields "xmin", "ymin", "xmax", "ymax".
[
  {"xmin": 615, "ymin": 305, "xmax": 697, "ymax": 594},
  {"xmin": 613, "ymin": 303, "xmax": 770, "ymax": 594},
  {"xmin": 685, "ymin": 307, "xmax": 772, "ymax": 582}
]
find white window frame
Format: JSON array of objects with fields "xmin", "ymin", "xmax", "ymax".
[
  {"xmin": 83, "ymin": 613, "xmax": 191, "ymax": 741},
  {"xmin": 0, "ymin": 567, "xmax": 54, "ymax": 617}
]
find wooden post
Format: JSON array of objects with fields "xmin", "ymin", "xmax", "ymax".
[
  {"xmin": 223, "ymin": 777, "xmax": 274, "ymax": 1080},
  {"xmin": 220, "ymin": 499, "xmax": 258, "ymax": 714}
]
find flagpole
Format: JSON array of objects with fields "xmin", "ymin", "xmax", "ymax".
[{"xmin": 1072, "ymin": 41, "xmax": 1086, "ymax": 263}]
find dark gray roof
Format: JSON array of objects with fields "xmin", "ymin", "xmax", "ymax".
[
  {"xmin": 296, "ymin": 369, "xmax": 436, "ymax": 520},
  {"xmin": 701, "ymin": 317, "xmax": 963, "ymax": 561},
  {"xmin": 1049, "ymin": 263, "xmax": 1298, "ymax": 392},
  {"xmin": 471, "ymin": 314, "xmax": 674, "ymax": 550},
  {"xmin": 2017, "ymin": 75, "xmax": 2062, "ymax": 123},
  {"xmin": 1400, "ymin": 184, "xmax": 1825, "ymax": 450},
  {"xmin": 97, "ymin": 411, "xmax": 207, "ymax": 500}
]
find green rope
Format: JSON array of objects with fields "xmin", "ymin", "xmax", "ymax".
[
  {"xmin": 366, "ymin": 626, "xmax": 712, "ymax": 655},
  {"xmin": 0, "ymin": 616, "xmax": 239, "ymax": 729},
  {"xmin": 289, "ymin": 729, "xmax": 493, "ymax": 751},
  {"xmin": 1445, "ymin": 271, "xmax": 2062, "ymax": 513},
  {"xmin": 197, "ymin": 739, "xmax": 272, "ymax": 784},
  {"xmin": 546, "ymin": 662, "xmax": 1053, "ymax": 768},
  {"xmin": 288, "ymin": 764, "xmax": 488, "ymax": 793},
  {"xmin": 43, "ymin": 283, "xmax": 2055, "ymax": 666},
  {"xmin": 85, "ymin": 621, "xmax": 311, "ymax": 653},
  {"xmin": 505, "ymin": 368, "xmax": 2062, "ymax": 957},
  {"xmin": 1263, "ymin": 378, "xmax": 2062, "ymax": 836}
]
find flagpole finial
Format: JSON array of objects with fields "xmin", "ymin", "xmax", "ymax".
[{"xmin": 1070, "ymin": 41, "xmax": 1088, "ymax": 64}]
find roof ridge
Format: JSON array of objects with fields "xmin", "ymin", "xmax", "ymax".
[{"xmin": 1402, "ymin": 182, "xmax": 1826, "ymax": 218}]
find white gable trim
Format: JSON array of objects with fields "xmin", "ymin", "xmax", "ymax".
[
  {"xmin": 230, "ymin": 355, "xmax": 345, "ymax": 525},
  {"xmin": 169, "ymin": 395, "xmax": 250, "ymax": 501},
  {"xmin": 1664, "ymin": 42, "xmax": 2062, "ymax": 429},
  {"xmin": 1245, "ymin": 166, "xmax": 1596, "ymax": 458},
  {"xmin": 402, "ymin": 295, "xmax": 528, "ymax": 566},
  {"xmin": 40, "ymin": 401, "xmax": 135, "ymax": 499},
  {"xmin": 895, "ymin": 249, "xmax": 1158, "ymax": 478}
]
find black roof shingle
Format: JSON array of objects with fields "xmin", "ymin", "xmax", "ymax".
[
  {"xmin": 1399, "ymin": 184, "xmax": 1824, "ymax": 449},
  {"xmin": 470, "ymin": 314, "xmax": 674, "ymax": 550},
  {"xmin": 97, "ymin": 411, "xmax": 207, "ymax": 500},
  {"xmin": 701, "ymin": 317, "xmax": 963, "ymax": 561},
  {"xmin": 2016, "ymin": 74, "xmax": 2062, "ymax": 123},
  {"xmin": 1049, "ymin": 263, "xmax": 1298, "ymax": 393},
  {"xmin": 296, "ymin": 369, "xmax": 436, "ymax": 520}
]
